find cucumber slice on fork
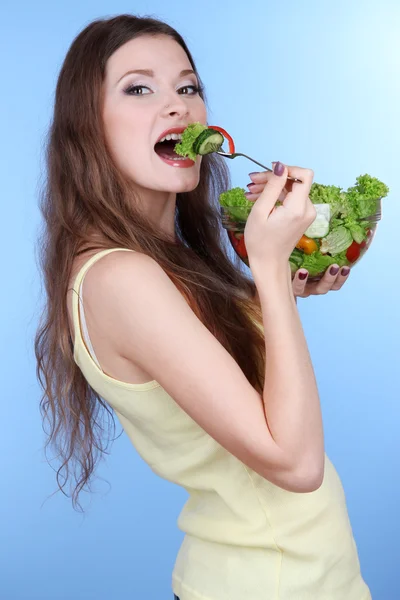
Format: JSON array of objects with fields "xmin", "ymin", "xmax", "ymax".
[{"xmin": 192, "ymin": 129, "xmax": 224, "ymax": 155}]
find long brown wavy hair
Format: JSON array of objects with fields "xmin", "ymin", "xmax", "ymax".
[{"xmin": 35, "ymin": 14, "xmax": 266, "ymax": 511}]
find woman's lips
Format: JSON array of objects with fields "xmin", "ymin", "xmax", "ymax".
[{"xmin": 156, "ymin": 152, "xmax": 195, "ymax": 168}]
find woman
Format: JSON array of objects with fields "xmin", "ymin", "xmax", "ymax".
[{"xmin": 35, "ymin": 14, "xmax": 370, "ymax": 600}]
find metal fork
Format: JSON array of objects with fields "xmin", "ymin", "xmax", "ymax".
[{"xmin": 216, "ymin": 150, "xmax": 303, "ymax": 183}]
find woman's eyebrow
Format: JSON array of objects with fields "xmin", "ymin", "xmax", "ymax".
[{"xmin": 117, "ymin": 68, "xmax": 195, "ymax": 84}]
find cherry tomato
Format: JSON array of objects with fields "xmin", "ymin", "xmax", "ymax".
[
  {"xmin": 228, "ymin": 231, "xmax": 248, "ymax": 259},
  {"xmin": 346, "ymin": 241, "xmax": 362, "ymax": 263}
]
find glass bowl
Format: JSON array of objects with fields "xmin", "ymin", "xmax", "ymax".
[{"xmin": 220, "ymin": 198, "xmax": 382, "ymax": 282}]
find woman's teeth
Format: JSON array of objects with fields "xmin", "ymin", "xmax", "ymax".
[{"xmin": 158, "ymin": 132, "xmax": 183, "ymax": 143}]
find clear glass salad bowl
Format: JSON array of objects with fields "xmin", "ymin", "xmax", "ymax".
[{"xmin": 220, "ymin": 198, "xmax": 382, "ymax": 283}]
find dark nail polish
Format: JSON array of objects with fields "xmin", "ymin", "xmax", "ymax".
[
  {"xmin": 298, "ymin": 271, "xmax": 308, "ymax": 280},
  {"xmin": 330, "ymin": 266, "xmax": 339, "ymax": 275},
  {"xmin": 341, "ymin": 267, "xmax": 350, "ymax": 276},
  {"xmin": 273, "ymin": 161, "xmax": 285, "ymax": 176},
  {"xmin": 247, "ymin": 183, "xmax": 256, "ymax": 189}
]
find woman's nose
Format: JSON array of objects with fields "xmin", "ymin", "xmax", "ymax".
[{"xmin": 161, "ymin": 95, "xmax": 189, "ymax": 118}]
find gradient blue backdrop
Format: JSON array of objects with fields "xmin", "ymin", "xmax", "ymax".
[{"xmin": 1, "ymin": 0, "xmax": 399, "ymax": 598}]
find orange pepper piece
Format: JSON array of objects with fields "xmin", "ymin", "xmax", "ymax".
[{"xmin": 296, "ymin": 235, "xmax": 318, "ymax": 255}]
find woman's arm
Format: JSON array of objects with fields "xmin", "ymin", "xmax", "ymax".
[
  {"xmin": 254, "ymin": 285, "xmax": 297, "ymax": 305},
  {"xmin": 82, "ymin": 251, "xmax": 324, "ymax": 492},
  {"xmin": 253, "ymin": 262, "xmax": 324, "ymax": 490}
]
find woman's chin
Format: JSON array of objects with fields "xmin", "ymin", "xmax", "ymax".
[
  {"xmin": 165, "ymin": 173, "xmax": 200, "ymax": 194},
  {"xmin": 176, "ymin": 180, "xmax": 200, "ymax": 194}
]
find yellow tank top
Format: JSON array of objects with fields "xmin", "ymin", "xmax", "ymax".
[{"xmin": 72, "ymin": 248, "xmax": 371, "ymax": 600}]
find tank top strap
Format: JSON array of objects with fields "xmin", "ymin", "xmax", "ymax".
[{"xmin": 71, "ymin": 247, "xmax": 135, "ymax": 362}]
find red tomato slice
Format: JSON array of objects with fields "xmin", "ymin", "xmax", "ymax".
[{"xmin": 208, "ymin": 125, "xmax": 235, "ymax": 154}]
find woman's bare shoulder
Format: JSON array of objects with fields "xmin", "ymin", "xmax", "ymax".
[{"xmin": 67, "ymin": 248, "xmax": 156, "ymax": 384}]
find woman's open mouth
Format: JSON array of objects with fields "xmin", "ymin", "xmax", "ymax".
[{"xmin": 154, "ymin": 132, "xmax": 195, "ymax": 168}]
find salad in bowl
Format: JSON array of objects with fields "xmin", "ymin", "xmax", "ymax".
[{"xmin": 175, "ymin": 123, "xmax": 389, "ymax": 281}]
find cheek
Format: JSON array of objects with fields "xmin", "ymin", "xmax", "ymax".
[
  {"xmin": 198, "ymin": 102, "xmax": 207, "ymax": 122},
  {"xmin": 188, "ymin": 96, "xmax": 207, "ymax": 123},
  {"xmin": 103, "ymin": 111, "xmax": 148, "ymax": 171},
  {"xmin": 106, "ymin": 112, "xmax": 135, "ymax": 148}
]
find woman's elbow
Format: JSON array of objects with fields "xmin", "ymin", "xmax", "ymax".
[
  {"xmin": 275, "ymin": 457, "xmax": 325, "ymax": 493},
  {"xmin": 293, "ymin": 460, "xmax": 325, "ymax": 493}
]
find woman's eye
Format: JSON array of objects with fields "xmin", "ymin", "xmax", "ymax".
[
  {"xmin": 125, "ymin": 85, "xmax": 152, "ymax": 96},
  {"xmin": 178, "ymin": 85, "xmax": 200, "ymax": 95},
  {"xmin": 124, "ymin": 84, "xmax": 201, "ymax": 96}
]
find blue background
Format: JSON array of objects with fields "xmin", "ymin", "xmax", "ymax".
[{"xmin": 1, "ymin": 0, "xmax": 399, "ymax": 598}]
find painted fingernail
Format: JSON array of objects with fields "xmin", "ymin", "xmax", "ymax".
[
  {"xmin": 244, "ymin": 191, "xmax": 255, "ymax": 198},
  {"xmin": 249, "ymin": 172, "xmax": 260, "ymax": 177},
  {"xmin": 249, "ymin": 172, "xmax": 262, "ymax": 182},
  {"xmin": 330, "ymin": 266, "xmax": 339, "ymax": 275},
  {"xmin": 298, "ymin": 271, "xmax": 308, "ymax": 280},
  {"xmin": 247, "ymin": 183, "xmax": 257, "ymax": 189},
  {"xmin": 341, "ymin": 267, "xmax": 350, "ymax": 276},
  {"xmin": 273, "ymin": 161, "xmax": 285, "ymax": 176}
]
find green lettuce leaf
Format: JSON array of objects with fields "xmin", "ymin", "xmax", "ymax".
[
  {"xmin": 300, "ymin": 252, "xmax": 337, "ymax": 276},
  {"xmin": 344, "ymin": 217, "xmax": 369, "ymax": 244},
  {"xmin": 346, "ymin": 189, "xmax": 378, "ymax": 220},
  {"xmin": 330, "ymin": 217, "xmax": 344, "ymax": 229},
  {"xmin": 320, "ymin": 225, "xmax": 353, "ymax": 254},
  {"xmin": 309, "ymin": 183, "xmax": 353, "ymax": 218},
  {"xmin": 219, "ymin": 187, "xmax": 253, "ymax": 222},
  {"xmin": 332, "ymin": 250, "xmax": 351, "ymax": 267},
  {"xmin": 175, "ymin": 123, "xmax": 207, "ymax": 160},
  {"xmin": 346, "ymin": 174, "xmax": 389, "ymax": 218},
  {"xmin": 338, "ymin": 192, "xmax": 356, "ymax": 218},
  {"xmin": 299, "ymin": 249, "xmax": 350, "ymax": 276}
]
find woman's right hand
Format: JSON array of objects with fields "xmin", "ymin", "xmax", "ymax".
[{"xmin": 243, "ymin": 162, "xmax": 317, "ymax": 269}]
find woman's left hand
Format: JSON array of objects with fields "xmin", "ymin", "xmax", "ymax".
[{"xmin": 292, "ymin": 264, "xmax": 351, "ymax": 298}]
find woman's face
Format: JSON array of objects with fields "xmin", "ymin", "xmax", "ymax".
[{"xmin": 102, "ymin": 35, "xmax": 207, "ymax": 195}]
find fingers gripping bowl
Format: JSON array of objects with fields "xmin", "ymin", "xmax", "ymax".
[{"xmin": 175, "ymin": 124, "xmax": 389, "ymax": 281}]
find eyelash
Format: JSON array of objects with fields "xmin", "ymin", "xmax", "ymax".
[{"xmin": 124, "ymin": 84, "xmax": 202, "ymax": 96}]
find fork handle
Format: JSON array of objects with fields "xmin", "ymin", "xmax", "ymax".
[
  {"xmin": 219, "ymin": 152, "xmax": 302, "ymax": 183},
  {"xmin": 239, "ymin": 154, "xmax": 302, "ymax": 184}
]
